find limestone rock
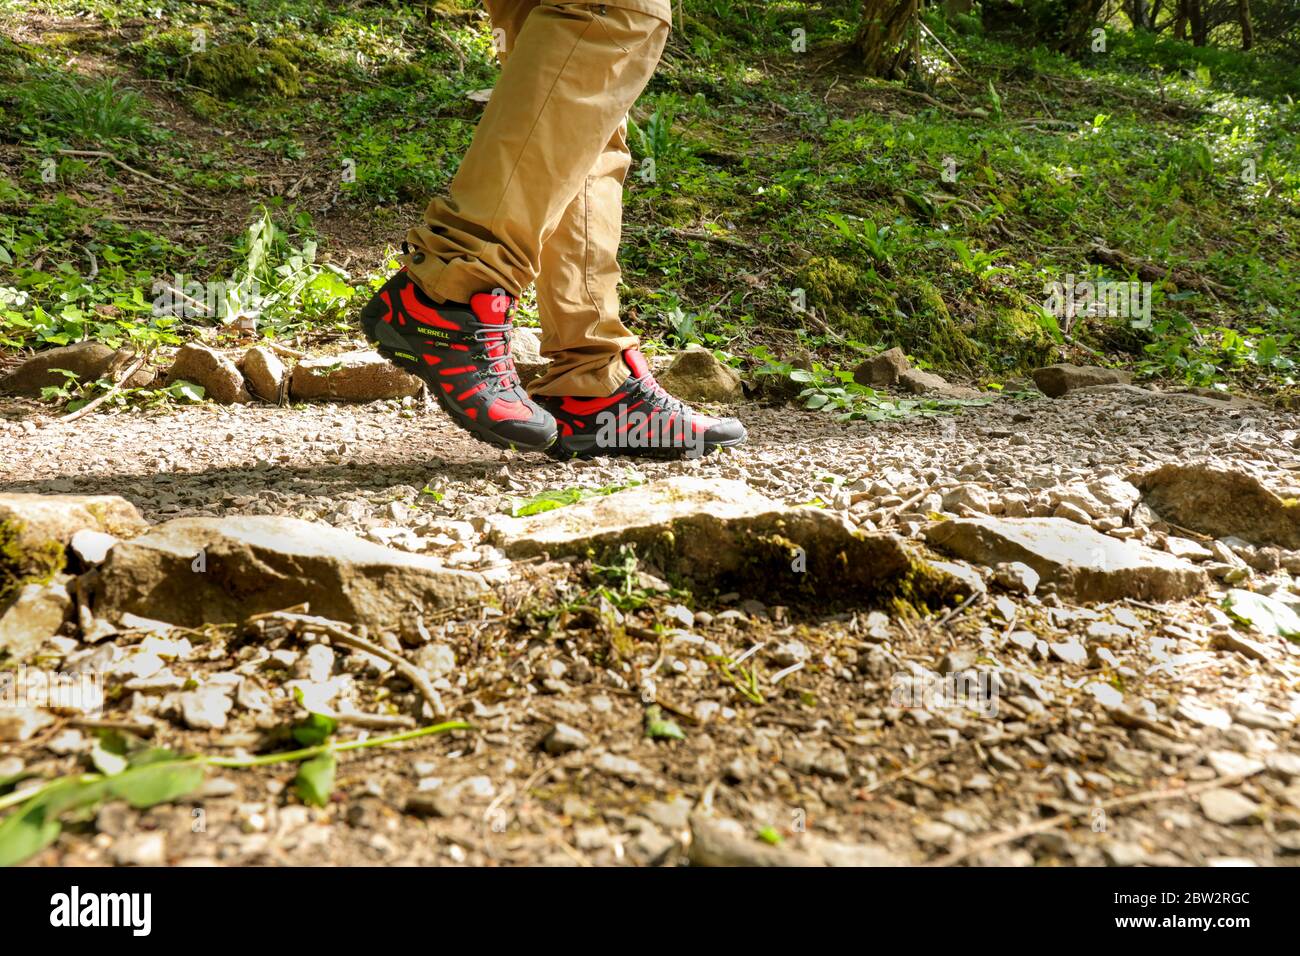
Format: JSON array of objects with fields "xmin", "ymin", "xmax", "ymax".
[
  {"xmin": 0, "ymin": 707, "xmax": 55, "ymax": 742},
  {"xmin": 95, "ymin": 515, "xmax": 488, "ymax": 629},
  {"xmin": 0, "ymin": 342, "xmax": 152, "ymax": 395},
  {"xmin": 510, "ymin": 326, "xmax": 550, "ymax": 387},
  {"xmin": 1032, "ymin": 364, "xmax": 1133, "ymax": 398},
  {"xmin": 925, "ymin": 516, "xmax": 1206, "ymax": 603},
  {"xmin": 1133, "ymin": 463, "xmax": 1300, "ymax": 551},
  {"xmin": 490, "ymin": 477, "xmax": 966, "ymax": 606},
  {"xmin": 655, "ymin": 347, "xmax": 743, "ymax": 404},
  {"xmin": 852, "ymin": 347, "xmax": 909, "ymax": 387},
  {"xmin": 0, "ymin": 577, "xmax": 72, "ymax": 662},
  {"xmin": 290, "ymin": 350, "xmax": 422, "ymax": 402},
  {"xmin": 898, "ymin": 368, "xmax": 981, "ymax": 399},
  {"xmin": 167, "ymin": 343, "xmax": 250, "ymax": 404},
  {"xmin": 240, "ymin": 346, "xmax": 286, "ymax": 403},
  {"xmin": 1, "ymin": 493, "xmax": 148, "ymax": 599}
]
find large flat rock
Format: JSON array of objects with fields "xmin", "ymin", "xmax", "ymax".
[
  {"xmin": 1, "ymin": 493, "xmax": 147, "ymax": 598},
  {"xmin": 490, "ymin": 477, "xmax": 967, "ymax": 607},
  {"xmin": 925, "ymin": 516, "xmax": 1206, "ymax": 603},
  {"xmin": 1133, "ymin": 463, "xmax": 1300, "ymax": 550},
  {"xmin": 95, "ymin": 516, "xmax": 488, "ymax": 628}
]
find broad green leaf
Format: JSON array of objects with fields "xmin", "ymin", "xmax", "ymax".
[
  {"xmin": 107, "ymin": 761, "xmax": 205, "ymax": 808},
  {"xmin": 293, "ymin": 711, "xmax": 338, "ymax": 747},
  {"xmin": 294, "ymin": 753, "xmax": 336, "ymax": 807},
  {"xmin": 0, "ymin": 802, "xmax": 62, "ymax": 868}
]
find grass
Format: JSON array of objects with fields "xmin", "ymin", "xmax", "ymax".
[{"xmin": 0, "ymin": 0, "xmax": 1296, "ymax": 408}]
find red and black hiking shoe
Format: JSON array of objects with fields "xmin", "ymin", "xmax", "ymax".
[
  {"xmin": 358, "ymin": 269, "xmax": 556, "ymax": 452},
  {"xmin": 539, "ymin": 348, "xmax": 746, "ymax": 459}
]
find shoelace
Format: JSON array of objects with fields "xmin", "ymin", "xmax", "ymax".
[{"xmin": 472, "ymin": 326, "xmax": 520, "ymax": 391}]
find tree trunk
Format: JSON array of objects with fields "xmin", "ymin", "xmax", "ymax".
[
  {"xmin": 1127, "ymin": 0, "xmax": 1150, "ymax": 30},
  {"xmin": 1174, "ymin": 0, "xmax": 1188, "ymax": 39},
  {"xmin": 1189, "ymin": 0, "xmax": 1207, "ymax": 45},
  {"xmin": 1237, "ymin": 0, "xmax": 1253, "ymax": 49},
  {"xmin": 855, "ymin": 0, "xmax": 919, "ymax": 78}
]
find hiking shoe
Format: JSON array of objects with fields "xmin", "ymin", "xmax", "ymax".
[
  {"xmin": 538, "ymin": 348, "xmax": 746, "ymax": 459},
  {"xmin": 358, "ymin": 269, "xmax": 556, "ymax": 452}
]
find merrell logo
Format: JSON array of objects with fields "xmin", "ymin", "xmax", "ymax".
[{"xmin": 49, "ymin": 886, "xmax": 152, "ymax": 936}]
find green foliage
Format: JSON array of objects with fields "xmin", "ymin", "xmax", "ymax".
[
  {"xmin": 293, "ymin": 753, "xmax": 336, "ymax": 807},
  {"xmin": 189, "ymin": 42, "xmax": 302, "ymax": 99},
  {"xmin": 10, "ymin": 73, "xmax": 158, "ymax": 147},
  {"xmin": 511, "ymin": 480, "xmax": 645, "ymax": 518}
]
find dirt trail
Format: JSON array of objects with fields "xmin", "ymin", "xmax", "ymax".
[{"xmin": 2, "ymin": 384, "xmax": 1299, "ymax": 867}]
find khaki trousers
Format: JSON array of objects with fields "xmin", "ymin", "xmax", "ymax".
[{"xmin": 403, "ymin": 1, "xmax": 671, "ymax": 397}]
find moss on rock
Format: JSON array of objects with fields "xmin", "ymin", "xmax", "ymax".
[
  {"xmin": 189, "ymin": 43, "xmax": 301, "ymax": 99},
  {"xmin": 0, "ymin": 518, "xmax": 65, "ymax": 603}
]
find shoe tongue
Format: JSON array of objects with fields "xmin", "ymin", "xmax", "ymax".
[
  {"xmin": 622, "ymin": 348, "xmax": 651, "ymax": 380},
  {"xmin": 469, "ymin": 292, "xmax": 513, "ymax": 325}
]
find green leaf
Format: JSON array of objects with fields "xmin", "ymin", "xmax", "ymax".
[
  {"xmin": 106, "ymin": 761, "xmax": 205, "ymax": 808},
  {"xmin": 294, "ymin": 753, "xmax": 336, "ymax": 807},
  {"xmin": 292, "ymin": 710, "xmax": 338, "ymax": 747},
  {"xmin": 645, "ymin": 706, "xmax": 685, "ymax": 741},
  {"xmin": 757, "ymin": 825, "xmax": 783, "ymax": 846},
  {"xmin": 1224, "ymin": 589, "xmax": 1300, "ymax": 639},
  {"xmin": 0, "ymin": 802, "xmax": 62, "ymax": 868}
]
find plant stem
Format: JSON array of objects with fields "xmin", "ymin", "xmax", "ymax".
[{"xmin": 203, "ymin": 720, "xmax": 471, "ymax": 768}]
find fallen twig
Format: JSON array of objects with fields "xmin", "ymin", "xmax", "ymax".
[
  {"xmin": 54, "ymin": 148, "xmax": 215, "ymax": 209},
  {"xmin": 56, "ymin": 353, "xmax": 149, "ymax": 425},
  {"xmin": 929, "ymin": 767, "xmax": 1263, "ymax": 867},
  {"xmin": 264, "ymin": 610, "xmax": 445, "ymax": 717}
]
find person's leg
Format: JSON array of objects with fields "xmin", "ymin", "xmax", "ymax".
[
  {"xmin": 525, "ymin": 121, "xmax": 639, "ymax": 398},
  {"xmin": 403, "ymin": 2, "xmax": 670, "ymax": 305},
  {"xmin": 359, "ymin": 2, "xmax": 669, "ymax": 452}
]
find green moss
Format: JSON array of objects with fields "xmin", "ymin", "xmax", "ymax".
[
  {"xmin": 189, "ymin": 43, "xmax": 301, "ymax": 99},
  {"xmin": 0, "ymin": 519, "xmax": 65, "ymax": 603},
  {"xmin": 799, "ymin": 256, "xmax": 1061, "ymax": 373},
  {"xmin": 972, "ymin": 306, "xmax": 1058, "ymax": 371}
]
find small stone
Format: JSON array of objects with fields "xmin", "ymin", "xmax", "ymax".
[
  {"xmin": 70, "ymin": 529, "xmax": 119, "ymax": 567},
  {"xmin": 942, "ymin": 484, "xmax": 991, "ymax": 515},
  {"xmin": 1031, "ymin": 364, "xmax": 1132, "ymax": 398},
  {"xmin": 771, "ymin": 641, "xmax": 810, "ymax": 666},
  {"xmin": 240, "ymin": 346, "xmax": 286, "ymax": 403},
  {"xmin": 1199, "ymin": 788, "xmax": 1260, "ymax": 825},
  {"xmin": 179, "ymin": 686, "xmax": 233, "ymax": 730},
  {"xmin": 655, "ymin": 347, "xmax": 743, "ymax": 404},
  {"xmin": 1165, "ymin": 536, "xmax": 1213, "ymax": 561},
  {"xmin": 166, "ymin": 343, "xmax": 250, "ymax": 404},
  {"xmin": 992, "ymin": 561, "xmax": 1039, "ymax": 595},
  {"xmin": 812, "ymin": 748, "xmax": 850, "ymax": 780},
  {"xmin": 1049, "ymin": 640, "xmax": 1088, "ymax": 665},
  {"xmin": 0, "ymin": 707, "xmax": 55, "ymax": 742},
  {"xmin": 1102, "ymin": 842, "xmax": 1149, "ymax": 867},
  {"xmin": 290, "ymin": 350, "xmax": 423, "ymax": 402},
  {"xmin": 852, "ymin": 347, "xmax": 909, "ymax": 387},
  {"xmin": 542, "ymin": 723, "xmax": 589, "ymax": 755},
  {"xmin": 111, "ymin": 831, "xmax": 167, "ymax": 866},
  {"xmin": 912, "ymin": 820, "xmax": 955, "ymax": 847},
  {"xmin": 627, "ymin": 824, "xmax": 677, "ymax": 866},
  {"xmin": 939, "ymin": 648, "xmax": 978, "ymax": 673}
]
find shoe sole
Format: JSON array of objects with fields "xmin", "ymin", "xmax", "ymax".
[{"xmin": 363, "ymin": 312, "xmax": 557, "ymax": 453}]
